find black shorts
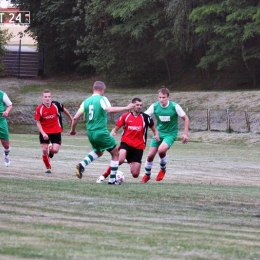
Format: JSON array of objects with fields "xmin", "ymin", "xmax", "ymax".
[
  {"xmin": 39, "ymin": 133, "xmax": 62, "ymax": 145},
  {"xmin": 119, "ymin": 142, "xmax": 143, "ymax": 163}
]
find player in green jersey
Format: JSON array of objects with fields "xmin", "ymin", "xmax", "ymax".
[
  {"xmin": 0, "ymin": 90, "xmax": 13, "ymax": 167},
  {"xmin": 141, "ymin": 87, "xmax": 189, "ymax": 183},
  {"xmin": 70, "ymin": 81, "xmax": 134, "ymax": 184}
]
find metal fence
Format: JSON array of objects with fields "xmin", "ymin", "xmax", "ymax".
[{"xmin": 7, "ymin": 105, "xmax": 260, "ymax": 134}]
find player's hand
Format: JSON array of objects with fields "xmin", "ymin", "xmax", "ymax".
[
  {"xmin": 182, "ymin": 134, "xmax": 188, "ymax": 144},
  {"xmin": 127, "ymin": 102, "xmax": 135, "ymax": 110},
  {"xmin": 2, "ymin": 111, "xmax": 8, "ymax": 118},
  {"xmin": 110, "ymin": 129, "xmax": 117, "ymax": 136},
  {"xmin": 154, "ymin": 134, "xmax": 160, "ymax": 141},
  {"xmin": 43, "ymin": 133, "xmax": 49, "ymax": 140}
]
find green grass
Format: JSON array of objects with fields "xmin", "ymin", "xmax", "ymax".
[
  {"xmin": 1, "ymin": 179, "xmax": 260, "ymax": 259},
  {"xmin": 1, "ymin": 134, "xmax": 260, "ymax": 259}
]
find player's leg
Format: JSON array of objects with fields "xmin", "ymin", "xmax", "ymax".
[
  {"xmin": 107, "ymin": 145, "xmax": 120, "ymax": 184},
  {"xmin": 0, "ymin": 120, "xmax": 11, "ymax": 167},
  {"xmin": 97, "ymin": 145, "xmax": 121, "ymax": 183},
  {"xmin": 39, "ymin": 133, "xmax": 52, "ymax": 173},
  {"xmin": 48, "ymin": 133, "xmax": 62, "ymax": 158},
  {"xmin": 156, "ymin": 142, "xmax": 169, "ymax": 181},
  {"xmin": 127, "ymin": 147, "xmax": 143, "ymax": 178},
  {"xmin": 130, "ymin": 162, "xmax": 141, "ymax": 178},
  {"xmin": 76, "ymin": 150, "xmax": 102, "ymax": 179},
  {"xmin": 156, "ymin": 135, "xmax": 175, "ymax": 181},
  {"xmin": 1, "ymin": 139, "xmax": 10, "ymax": 167},
  {"xmin": 140, "ymin": 146, "xmax": 158, "ymax": 183}
]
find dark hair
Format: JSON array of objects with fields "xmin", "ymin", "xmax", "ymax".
[
  {"xmin": 158, "ymin": 87, "xmax": 170, "ymax": 97},
  {"xmin": 93, "ymin": 81, "xmax": 106, "ymax": 91},
  {"xmin": 132, "ymin": 97, "xmax": 142, "ymax": 103}
]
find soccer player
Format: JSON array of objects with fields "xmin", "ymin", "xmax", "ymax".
[
  {"xmin": 0, "ymin": 90, "xmax": 13, "ymax": 167},
  {"xmin": 34, "ymin": 89, "xmax": 73, "ymax": 173},
  {"xmin": 141, "ymin": 87, "xmax": 189, "ymax": 183},
  {"xmin": 70, "ymin": 81, "xmax": 134, "ymax": 184},
  {"xmin": 96, "ymin": 97, "xmax": 159, "ymax": 183}
]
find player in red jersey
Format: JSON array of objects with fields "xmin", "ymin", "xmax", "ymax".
[
  {"xmin": 96, "ymin": 98, "xmax": 159, "ymax": 183},
  {"xmin": 34, "ymin": 89, "xmax": 73, "ymax": 173}
]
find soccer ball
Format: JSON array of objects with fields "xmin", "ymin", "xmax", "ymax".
[{"xmin": 116, "ymin": 171, "xmax": 125, "ymax": 184}]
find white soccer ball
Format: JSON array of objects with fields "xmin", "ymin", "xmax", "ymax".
[{"xmin": 116, "ymin": 171, "xmax": 125, "ymax": 184}]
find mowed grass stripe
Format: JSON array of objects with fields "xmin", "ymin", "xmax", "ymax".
[{"xmin": 1, "ymin": 178, "xmax": 260, "ymax": 259}]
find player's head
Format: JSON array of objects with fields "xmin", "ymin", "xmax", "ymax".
[
  {"xmin": 93, "ymin": 81, "xmax": 106, "ymax": 95},
  {"xmin": 42, "ymin": 89, "xmax": 52, "ymax": 107},
  {"xmin": 158, "ymin": 87, "xmax": 170, "ymax": 97},
  {"xmin": 158, "ymin": 87, "xmax": 169, "ymax": 107},
  {"xmin": 132, "ymin": 97, "xmax": 142, "ymax": 114}
]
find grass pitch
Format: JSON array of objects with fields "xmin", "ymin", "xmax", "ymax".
[{"xmin": 0, "ymin": 133, "xmax": 260, "ymax": 260}]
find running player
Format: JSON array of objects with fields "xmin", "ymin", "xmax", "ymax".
[
  {"xmin": 34, "ymin": 89, "xmax": 73, "ymax": 173},
  {"xmin": 70, "ymin": 81, "xmax": 134, "ymax": 184},
  {"xmin": 141, "ymin": 87, "xmax": 189, "ymax": 183},
  {"xmin": 96, "ymin": 97, "xmax": 159, "ymax": 183},
  {"xmin": 0, "ymin": 90, "xmax": 13, "ymax": 167}
]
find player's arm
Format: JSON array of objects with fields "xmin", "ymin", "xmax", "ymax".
[
  {"xmin": 150, "ymin": 125, "xmax": 160, "ymax": 141},
  {"xmin": 175, "ymin": 104, "xmax": 189, "ymax": 144},
  {"xmin": 36, "ymin": 120, "xmax": 48, "ymax": 140},
  {"xmin": 2, "ymin": 93, "xmax": 12, "ymax": 117},
  {"xmin": 111, "ymin": 113, "xmax": 126, "ymax": 136},
  {"xmin": 70, "ymin": 110, "xmax": 83, "ymax": 135},
  {"xmin": 111, "ymin": 125, "xmax": 121, "ymax": 136},
  {"xmin": 181, "ymin": 114, "xmax": 189, "ymax": 144},
  {"xmin": 102, "ymin": 97, "xmax": 134, "ymax": 113},
  {"xmin": 63, "ymin": 107, "xmax": 73, "ymax": 125}
]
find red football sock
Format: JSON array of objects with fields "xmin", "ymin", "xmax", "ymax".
[
  {"xmin": 42, "ymin": 155, "xmax": 51, "ymax": 169},
  {"xmin": 102, "ymin": 166, "xmax": 111, "ymax": 178}
]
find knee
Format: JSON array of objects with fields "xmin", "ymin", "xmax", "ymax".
[
  {"xmin": 132, "ymin": 173, "xmax": 139, "ymax": 178},
  {"xmin": 147, "ymin": 154, "xmax": 155, "ymax": 162}
]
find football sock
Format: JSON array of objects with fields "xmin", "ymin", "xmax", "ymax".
[
  {"xmin": 109, "ymin": 160, "xmax": 119, "ymax": 180},
  {"xmin": 102, "ymin": 166, "xmax": 111, "ymax": 178},
  {"xmin": 159, "ymin": 156, "xmax": 167, "ymax": 170},
  {"xmin": 42, "ymin": 155, "xmax": 51, "ymax": 169},
  {"xmin": 82, "ymin": 151, "xmax": 99, "ymax": 167},
  {"xmin": 4, "ymin": 147, "xmax": 10, "ymax": 156},
  {"xmin": 144, "ymin": 161, "xmax": 153, "ymax": 175}
]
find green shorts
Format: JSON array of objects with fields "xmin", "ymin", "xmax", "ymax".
[
  {"xmin": 0, "ymin": 118, "xmax": 9, "ymax": 141},
  {"xmin": 150, "ymin": 132, "xmax": 177, "ymax": 148},
  {"xmin": 87, "ymin": 129, "xmax": 117, "ymax": 152}
]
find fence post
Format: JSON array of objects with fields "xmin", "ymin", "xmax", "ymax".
[
  {"xmin": 227, "ymin": 109, "xmax": 230, "ymax": 133},
  {"xmin": 207, "ymin": 108, "xmax": 210, "ymax": 131},
  {"xmin": 245, "ymin": 111, "xmax": 250, "ymax": 132}
]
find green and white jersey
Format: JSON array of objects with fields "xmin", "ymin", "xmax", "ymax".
[
  {"xmin": 0, "ymin": 90, "xmax": 12, "ymax": 117},
  {"xmin": 79, "ymin": 94, "xmax": 111, "ymax": 131},
  {"xmin": 145, "ymin": 101, "xmax": 185, "ymax": 136}
]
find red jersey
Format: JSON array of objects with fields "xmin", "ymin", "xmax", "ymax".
[
  {"xmin": 116, "ymin": 112, "xmax": 154, "ymax": 150},
  {"xmin": 34, "ymin": 101, "xmax": 64, "ymax": 134}
]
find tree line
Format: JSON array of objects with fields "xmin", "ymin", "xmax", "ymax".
[{"xmin": 5, "ymin": 0, "xmax": 260, "ymax": 86}]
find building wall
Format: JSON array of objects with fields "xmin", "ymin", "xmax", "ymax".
[{"xmin": 1, "ymin": 24, "xmax": 36, "ymax": 45}]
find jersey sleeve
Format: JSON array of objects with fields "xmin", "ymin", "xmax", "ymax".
[
  {"xmin": 3, "ymin": 93, "xmax": 12, "ymax": 106},
  {"xmin": 78, "ymin": 102, "xmax": 85, "ymax": 113},
  {"xmin": 144, "ymin": 104, "xmax": 154, "ymax": 116},
  {"xmin": 142, "ymin": 112, "xmax": 154, "ymax": 128},
  {"xmin": 52, "ymin": 101, "xmax": 64, "ymax": 112},
  {"xmin": 116, "ymin": 113, "xmax": 127, "ymax": 128},
  {"xmin": 34, "ymin": 105, "xmax": 41, "ymax": 121},
  {"xmin": 100, "ymin": 96, "xmax": 111, "ymax": 110},
  {"xmin": 175, "ymin": 104, "xmax": 186, "ymax": 117}
]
